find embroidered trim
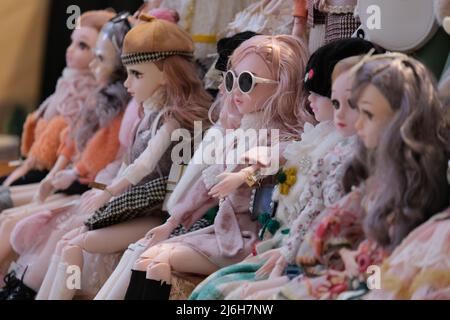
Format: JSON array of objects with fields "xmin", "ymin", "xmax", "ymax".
[{"xmin": 121, "ymin": 51, "xmax": 193, "ymax": 65}]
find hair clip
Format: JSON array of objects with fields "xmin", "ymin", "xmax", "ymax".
[{"xmin": 348, "ymin": 48, "xmax": 376, "ymax": 76}]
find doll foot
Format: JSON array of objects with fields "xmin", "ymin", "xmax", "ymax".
[
  {"xmin": 141, "ymin": 278, "xmax": 171, "ymax": 300},
  {"xmin": 146, "ymin": 262, "xmax": 171, "ymax": 285}
]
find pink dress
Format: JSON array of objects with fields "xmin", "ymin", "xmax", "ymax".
[{"xmin": 163, "ymin": 169, "xmax": 260, "ymax": 267}]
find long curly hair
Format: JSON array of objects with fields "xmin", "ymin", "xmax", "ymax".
[
  {"xmin": 158, "ymin": 55, "xmax": 213, "ymax": 131},
  {"xmin": 347, "ymin": 54, "xmax": 450, "ymax": 250}
]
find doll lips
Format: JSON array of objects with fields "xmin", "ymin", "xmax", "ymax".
[
  {"xmin": 234, "ymin": 97, "xmax": 243, "ymax": 105},
  {"xmin": 337, "ymin": 122, "xmax": 347, "ymax": 128}
]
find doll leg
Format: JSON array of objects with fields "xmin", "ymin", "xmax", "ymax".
[
  {"xmin": 36, "ymin": 227, "xmax": 85, "ymax": 300},
  {"xmin": 9, "ymin": 183, "xmax": 40, "ymax": 193},
  {"xmin": 46, "ymin": 217, "xmax": 162, "ymax": 300},
  {"xmin": 127, "ymin": 243, "xmax": 218, "ymax": 300},
  {"xmin": 234, "ymin": 276, "xmax": 289, "ymax": 300},
  {"xmin": 94, "ymin": 241, "xmax": 148, "ymax": 300},
  {"xmin": 0, "ymin": 195, "xmax": 79, "ymax": 264},
  {"xmin": 10, "ymin": 188, "xmax": 39, "ymax": 207},
  {"xmin": 245, "ymin": 287, "xmax": 283, "ymax": 300},
  {"xmin": 18, "ymin": 222, "xmax": 84, "ymax": 294}
]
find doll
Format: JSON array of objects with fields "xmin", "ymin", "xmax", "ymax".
[
  {"xmin": 203, "ymin": 0, "xmax": 295, "ymax": 94},
  {"xmin": 277, "ymin": 53, "xmax": 450, "ymax": 300},
  {"xmin": 0, "ymin": 11, "xmax": 114, "ymax": 210},
  {"xmin": 94, "ymin": 31, "xmax": 259, "ymax": 301},
  {"xmin": 32, "ymin": 15, "xmax": 213, "ymax": 300},
  {"xmin": 0, "ymin": 9, "xmax": 115, "ymax": 282},
  {"xmin": 0, "ymin": 12, "xmax": 132, "ymax": 300},
  {"xmin": 116, "ymin": 34, "xmax": 312, "ymax": 300},
  {"xmin": 364, "ymin": 207, "xmax": 450, "ymax": 300},
  {"xmin": 190, "ymin": 39, "xmax": 383, "ymax": 300}
]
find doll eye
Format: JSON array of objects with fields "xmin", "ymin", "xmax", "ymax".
[
  {"xmin": 363, "ymin": 110, "xmax": 373, "ymax": 120},
  {"xmin": 79, "ymin": 41, "xmax": 89, "ymax": 50},
  {"xmin": 130, "ymin": 70, "xmax": 143, "ymax": 79},
  {"xmin": 331, "ymin": 99, "xmax": 340, "ymax": 110},
  {"xmin": 348, "ymin": 99, "xmax": 358, "ymax": 110}
]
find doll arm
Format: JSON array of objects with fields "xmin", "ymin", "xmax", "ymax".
[
  {"xmin": 321, "ymin": 153, "xmax": 347, "ymax": 207},
  {"xmin": 32, "ymin": 153, "xmax": 72, "ymax": 202},
  {"xmin": 121, "ymin": 118, "xmax": 180, "ymax": 185},
  {"xmin": 20, "ymin": 112, "xmax": 39, "ymax": 157},
  {"xmin": 279, "ymin": 164, "xmax": 327, "ymax": 264},
  {"xmin": 2, "ymin": 157, "xmax": 37, "ymax": 186},
  {"xmin": 292, "ymin": 0, "xmax": 308, "ymax": 39},
  {"xmin": 80, "ymin": 119, "xmax": 179, "ymax": 213},
  {"xmin": 208, "ymin": 165, "xmax": 260, "ymax": 199},
  {"xmin": 75, "ymin": 114, "xmax": 123, "ymax": 183}
]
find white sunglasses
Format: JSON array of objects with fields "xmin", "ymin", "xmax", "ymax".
[{"xmin": 223, "ymin": 70, "xmax": 278, "ymax": 94}]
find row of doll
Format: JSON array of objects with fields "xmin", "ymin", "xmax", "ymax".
[{"xmin": 0, "ymin": 8, "xmax": 448, "ymax": 300}]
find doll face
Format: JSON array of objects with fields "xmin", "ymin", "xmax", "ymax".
[
  {"xmin": 89, "ymin": 32, "xmax": 118, "ymax": 86},
  {"xmin": 124, "ymin": 62, "xmax": 165, "ymax": 104},
  {"xmin": 354, "ymin": 84, "xmax": 395, "ymax": 149},
  {"xmin": 308, "ymin": 92, "xmax": 333, "ymax": 122},
  {"xmin": 228, "ymin": 53, "xmax": 277, "ymax": 115},
  {"xmin": 66, "ymin": 27, "xmax": 98, "ymax": 70},
  {"xmin": 332, "ymin": 71, "xmax": 359, "ymax": 137}
]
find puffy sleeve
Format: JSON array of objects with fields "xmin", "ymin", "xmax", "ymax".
[
  {"xmin": 57, "ymin": 127, "xmax": 76, "ymax": 161},
  {"xmin": 121, "ymin": 118, "xmax": 180, "ymax": 185},
  {"xmin": 75, "ymin": 113, "xmax": 123, "ymax": 183},
  {"xmin": 29, "ymin": 116, "xmax": 68, "ymax": 170}
]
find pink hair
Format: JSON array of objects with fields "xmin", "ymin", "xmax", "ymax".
[{"xmin": 226, "ymin": 35, "xmax": 315, "ymax": 140}]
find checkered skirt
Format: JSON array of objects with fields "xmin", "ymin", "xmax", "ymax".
[
  {"xmin": 324, "ymin": 13, "xmax": 361, "ymax": 44},
  {"xmin": 84, "ymin": 176, "xmax": 168, "ymax": 230}
]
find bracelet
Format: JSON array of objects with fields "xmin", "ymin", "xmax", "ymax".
[{"xmin": 245, "ymin": 170, "xmax": 262, "ymax": 187}]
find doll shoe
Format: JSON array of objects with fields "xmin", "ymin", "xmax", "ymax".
[
  {"xmin": 5, "ymin": 279, "xmax": 36, "ymax": 300},
  {"xmin": 0, "ymin": 271, "xmax": 20, "ymax": 300},
  {"xmin": 141, "ymin": 279, "xmax": 171, "ymax": 300},
  {"xmin": 124, "ymin": 270, "xmax": 147, "ymax": 300}
]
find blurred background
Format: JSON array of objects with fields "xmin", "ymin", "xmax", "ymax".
[{"xmin": 0, "ymin": 0, "xmax": 141, "ymax": 169}]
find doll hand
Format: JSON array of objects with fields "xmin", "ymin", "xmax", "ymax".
[
  {"xmin": 144, "ymin": 223, "xmax": 174, "ymax": 247},
  {"xmin": 33, "ymin": 177, "xmax": 55, "ymax": 203},
  {"xmin": 242, "ymin": 146, "xmax": 271, "ymax": 167},
  {"xmin": 208, "ymin": 171, "xmax": 246, "ymax": 199},
  {"xmin": 339, "ymin": 248, "xmax": 360, "ymax": 278},
  {"xmin": 52, "ymin": 169, "xmax": 77, "ymax": 190},
  {"xmin": 255, "ymin": 249, "xmax": 283, "ymax": 278},
  {"xmin": 269, "ymin": 255, "xmax": 288, "ymax": 279},
  {"xmin": 80, "ymin": 190, "xmax": 112, "ymax": 214},
  {"xmin": 2, "ymin": 157, "xmax": 36, "ymax": 187}
]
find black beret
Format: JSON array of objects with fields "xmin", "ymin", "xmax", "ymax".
[
  {"xmin": 215, "ymin": 31, "xmax": 260, "ymax": 72},
  {"xmin": 304, "ymin": 38, "xmax": 385, "ymax": 98}
]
